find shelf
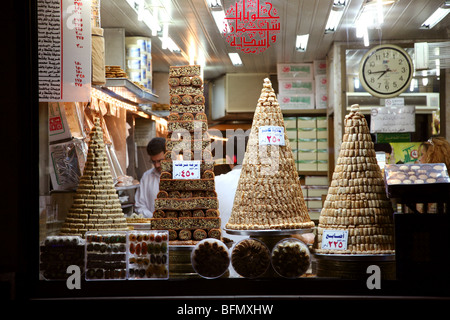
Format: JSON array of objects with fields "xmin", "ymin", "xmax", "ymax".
[
  {"xmin": 298, "ymin": 171, "xmax": 328, "ymax": 176},
  {"xmin": 94, "ymin": 78, "xmax": 159, "ymax": 105},
  {"xmin": 282, "ymin": 109, "xmax": 328, "ymax": 116}
]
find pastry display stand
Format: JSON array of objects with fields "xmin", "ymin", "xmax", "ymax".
[
  {"xmin": 386, "ymin": 183, "xmax": 450, "ymax": 280},
  {"xmin": 314, "ymin": 253, "xmax": 396, "ymax": 280},
  {"xmin": 224, "ymin": 228, "xmax": 314, "ymax": 277},
  {"xmin": 387, "ymin": 183, "xmax": 450, "ymax": 214}
]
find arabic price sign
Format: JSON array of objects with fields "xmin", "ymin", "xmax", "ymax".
[
  {"xmin": 224, "ymin": 0, "xmax": 280, "ymax": 54},
  {"xmin": 172, "ymin": 160, "xmax": 200, "ymax": 180},
  {"xmin": 321, "ymin": 230, "xmax": 348, "ymax": 251},
  {"xmin": 370, "ymin": 106, "xmax": 415, "ymax": 133},
  {"xmin": 258, "ymin": 126, "xmax": 285, "ymax": 146}
]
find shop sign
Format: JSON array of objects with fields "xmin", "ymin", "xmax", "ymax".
[
  {"xmin": 258, "ymin": 126, "xmax": 285, "ymax": 146},
  {"xmin": 321, "ymin": 230, "xmax": 348, "ymax": 251},
  {"xmin": 173, "ymin": 160, "xmax": 201, "ymax": 179},
  {"xmin": 370, "ymin": 106, "xmax": 415, "ymax": 133},
  {"xmin": 38, "ymin": 0, "xmax": 91, "ymax": 102},
  {"xmin": 224, "ymin": 0, "xmax": 280, "ymax": 54}
]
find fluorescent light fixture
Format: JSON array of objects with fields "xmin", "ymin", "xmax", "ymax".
[
  {"xmin": 127, "ymin": 1, "xmax": 161, "ymax": 36},
  {"xmin": 333, "ymin": 0, "xmax": 347, "ymax": 8},
  {"xmin": 161, "ymin": 23, "xmax": 169, "ymax": 50},
  {"xmin": 211, "ymin": 9, "xmax": 230, "ymax": 33},
  {"xmin": 325, "ymin": 8, "xmax": 344, "ymax": 33},
  {"xmin": 228, "ymin": 53, "xmax": 243, "ymax": 66},
  {"xmin": 164, "ymin": 37, "xmax": 181, "ymax": 53},
  {"xmin": 420, "ymin": 7, "xmax": 450, "ymax": 29},
  {"xmin": 295, "ymin": 34, "xmax": 309, "ymax": 52},
  {"xmin": 208, "ymin": 0, "xmax": 222, "ymax": 10}
]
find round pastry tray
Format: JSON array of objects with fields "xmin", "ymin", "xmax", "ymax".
[
  {"xmin": 314, "ymin": 253, "xmax": 395, "ymax": 262},
  {"xmin": 224, "ymin": 228, "xmax": 314, "ymax": 237}
]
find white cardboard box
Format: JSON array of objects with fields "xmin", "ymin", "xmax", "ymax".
[
  {"xmin": 297, "ymin": 117, "xmax": 317, "ymax": 128},
  {"xmin": 277, "ymin": 63, "xmax": 313, "ymax": 79},
  {"xmin": 278, "ymin": 94, "xmax": 315, "ymax": 110},
  {"xmin": 316, "ymin": 117, "xmax": 327, "ymax": 128},
  {"xmin": 317, "ymin": 160, "xmax": 328, "ymax": 171},
  {"xmin": 313, "ymin": 60, "xmax": 327, "ymax": 76},
  {"xmin": 284, "ymin": 117, "xmax": 297, "ymax": 129},
  {"xmin": 298, "ymin": 139, "xmax": 317, "ymax": 150},
  {"xmin": 316, "ymin": 128, "xmax": 328, "ymax": 139},
  {"xmin": 315, "ymin": 75, "xmax": 328, "ymax": 109},
  {"xmin": 278, "ymin": 79, "xmax": 314, "ymax": 95},
  {"xmin": 305, "ymin": 175, "xmax": 328, "ymax": 185},
  {"xmin": 298, "ymin": 150, "xmax": 317, "ymax": 161},
  {"xmin": 298, "ymin": 128, "xmax": 317, "ymax": 139},
  {"xmin": 297, "ymin": 160, "xmax": 317, "ymax": 171}
]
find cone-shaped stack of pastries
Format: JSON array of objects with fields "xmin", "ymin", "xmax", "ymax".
[
  {"xmin": 150, "ymin": 65, "xmax": 221, "ymax": 244},
  {"xmin": 226, "ymin": 78, "xmax": 315, "ymax": 230},
  {"xmin": 60, "ymin": 118, "xmax": 128, "ymax": 238},
  {"xmin": 314, "ymin": 104, "xmax": 395, "ymax": 254}
]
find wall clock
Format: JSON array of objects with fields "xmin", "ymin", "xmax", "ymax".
[{"xmin": 358, "ymin": 44, "xmax": 414, "ymax": 99}]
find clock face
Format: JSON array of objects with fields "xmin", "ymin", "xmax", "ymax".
[{"xmin": 359, "ymin": 45, "xmax": 413, "ymax": 98}]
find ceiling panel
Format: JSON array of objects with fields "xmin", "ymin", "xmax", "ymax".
[{"xmin": 100, "ymin": 0, "xmax": 450, "ymax": 80}]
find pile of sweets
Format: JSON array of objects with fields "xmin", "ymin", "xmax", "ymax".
[
  {"xmin": 150, "ymin": 65, "xmax": 221, "ymax": 244},
  {"xmin": 60, "ymin": 118, "xmax": 128, "ymax": 238},
  {"xmin": 314, "ymin": 104, "xmax": 395, "ymax": 254},
  {"xmin": 226, "ymin": 78, "xmax": 315, "ymax": 230}
]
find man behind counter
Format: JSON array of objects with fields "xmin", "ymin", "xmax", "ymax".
[{"xmin": 134, "ymin": 137, "xmax": 166, "ymax": 218}]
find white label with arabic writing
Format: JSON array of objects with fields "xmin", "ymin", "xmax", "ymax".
[
  {"xmin": 258, "ymin": 126, "xmax": 285, "ymax": 146},
  {"xmin": 321, "ymin": 230, "xmax": 348, "ymax": 251},
  {"xmin": 172, "ymin": 160, "xmax": 200, "ymax": 180}
]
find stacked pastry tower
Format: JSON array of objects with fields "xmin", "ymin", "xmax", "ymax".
[
  {"xmin": 60, "ymin": 118, "xmax": 128, "ymax": 238},
  {"xmin": 226, "ymin": 78, "xmax": 315, "ymax": 230},
  {"xmin": 315, "ymin": 104, "xmax": 395, "ymax": 254},
  {"xmin": 150, "ymin": 65, "xmax": 221, "ymax": 244}
]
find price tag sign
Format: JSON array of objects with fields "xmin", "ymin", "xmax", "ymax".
[
  {"xmin": 172, "ymin": 160, "xmax": 200, "ymax": 180},
  {"xmin": 259, "ymin": 126, "xmax": 285, "ymax": 146},
  {"xmin": 321, "ymin": 230, "xmax": 348, "ymax": 251}
]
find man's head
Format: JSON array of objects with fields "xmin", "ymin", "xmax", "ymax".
[{"xmin": 147, "ymin": 137, "xmax": 166, "ymax": 173}]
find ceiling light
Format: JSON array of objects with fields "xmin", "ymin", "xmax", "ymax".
[
  {"xmin": 325, "ymin": 8, "xmax": 345, "ymax": 33},
  {"xmin": 228, "ymin": 53, "xmax": 243, "ymax": 66},
  {"xmin": 127, "ymin": 0, "xmax": 161, "ymax": 36},
  {"xmin": 161, "ymin": 23, "xmax": 169, "ymax": 50},
  {"xmin": 333, "ymin": 0, "xmax": 348, "ymax": 8},
  {"xmin": 211, "ymin": 8, "xmax": 230, "ymax": 34},
  {"xmin": 420, "ymin": 7, "xmax": 450, "ymax": 29},
  {"xmin": 295, "ymin": 34, "xmax": 309, "ymax": 52},
  {"xmin": 208, "ymin": 0, "xmax": 223, "ymax": 10}
]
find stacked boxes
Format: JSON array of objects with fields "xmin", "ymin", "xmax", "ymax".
[
  {"xmin": 314, "ymin": 60, "xmax": 328, "ymax": 110},
  {"xmin": 284, "ymin": 116, "xmax": 329, "ymax": 172},
  {"xmin": 316, "ymin": 116, "xmax": 328, "ymax": 171},
  {"xmin": 277, "ymin": 60, "xmax": 328, "ymax": 110},
  {"xmin": 125, "ymin": 37, "xmax": 152, "ymax": 91},
  {"xmin": 277, "ymin": 63, "xmax": 314, "ymax": 110},
  {"xmin": 303, "ymin": 176, "xmax": 329, "ymax": 221}
]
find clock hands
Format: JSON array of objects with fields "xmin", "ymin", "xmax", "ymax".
[{"xmin": 368, "ymin": 68, "xmax": 393, "ymax": 79}]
